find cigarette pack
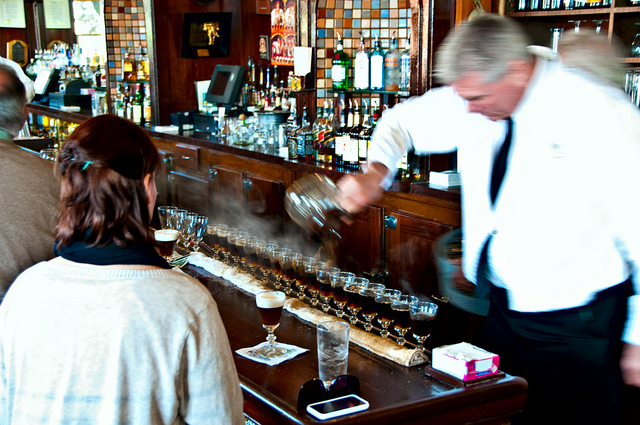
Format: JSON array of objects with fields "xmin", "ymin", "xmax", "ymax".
[{"xmin": 431, "ymin": 342, "xmax": 499, "ymax": 382}]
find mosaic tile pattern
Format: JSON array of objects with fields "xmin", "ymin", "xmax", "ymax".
[
  {"xmin": 316, "ymin": 0, "xmax": 411, "ymax": 107},
  {"xmin": 103, "ymin": 0, "xmax": 148, "ymax": 104}
]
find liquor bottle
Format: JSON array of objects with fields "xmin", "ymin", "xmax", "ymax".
[
  {"xmin": 354, "ymin": 32, "xmax": 370, "ymax": 90},
  {"xmin": 400, "ymin": 35, "xmax": 411, "ymax": 91},
  {"xmin": 332, "ymin": 32, "xmax": 350, "ymax": 90},
  {"xmin": 321, "ymin": 101, "xmax": 335, "ymax": 165},
  {"xmin": 122, "ymin": 48, "xmax": 135, "ymax": 81},
  {"xmin": 124, "ymin": 85, "xmax": 132, "ymax": 121},
  {"xmin": 144, "ymin": 85, "xmax": 152, "ymax": 127},
  {"xmin": 345, "ymin": 100, "xmax": 362, "ymax": 169},
  {"xmin": 132, "ymin": 85, "xmax": 144, "ymax": 125},
  {"xmin": 266, "ymin": 64, "xmax": 272, "ymax": 92},
  {"xmin": 257, "ymin": 62, "xmax": 265, "ymax": 108},
  {"xmin": 313, "ymin": 106, "xmax": 325, "ymax": 162},
  {"xmin": 245, "ymin": 56, "xmax": 257, "ymax": 108},
  {"xmin": 92, "ymin": 64, "xmax": 100, "ymax": 88},
  {"xmin": 358, "ymin": 100, "xmax": 372, "ymax": 167},
  {"xmin": 115, "ymin": 84, "xmax": 125, "ymax": 118},
  {"xmin": 370, "ymin": 34, "xmax": 385, "ymax": 90},
  {"xmin": 384, "ymin": 32, "xmax": 401, "ymax": 91},
  {"xmin": 286, "ymin": 99, "xmax": 299, "ymax": 160},
  {"xmin": 296, "ymin": 106, "xmax": 314, "ymax": 162},
  {"xmin": 334, "ymin": 99, "xmax": 348, "ymax": 167}
]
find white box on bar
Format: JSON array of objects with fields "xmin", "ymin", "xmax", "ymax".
[
  {"xmin": 432, "ymin": 342, "xmax": 499, "ymax": 381},
  {"xmin": 429, "ymin": 171, "xmax": 461, "ymax": 187}
]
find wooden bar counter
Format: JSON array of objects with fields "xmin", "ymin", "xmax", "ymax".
[{"xmin": 184, "ymin": 264, "xmax": 527, "ymax": 425}]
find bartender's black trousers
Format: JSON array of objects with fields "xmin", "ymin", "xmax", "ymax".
[{"xmin": 480, "ymin": 278, "xmax": 634, "ymax": 425}]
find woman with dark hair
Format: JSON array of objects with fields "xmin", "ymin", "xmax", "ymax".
[{"xmin": 0, "ymin": 115, "xmax": 244, "ymax": 424}]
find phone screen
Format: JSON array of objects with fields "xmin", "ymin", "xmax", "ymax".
[{"xmin": 313, "ymin": 396, "xmax": 367, "ymax": 414}]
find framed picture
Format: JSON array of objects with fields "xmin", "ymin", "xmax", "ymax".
[
  {"xmin": 270, "ymin": 0, "xmax": 295, "ymax": 66},
  {"xmin": 181, "ymin": 12, "xmax": 232, "ymax": 58},
  {"xmin": 256, "ymin": 0, "xmax": 270, "ymax": 15},
  {"xmin": 6, "ymin": 40, "xmax": 28, "ymax": 67},
  {"xmin": 259, "ymin": 35, "xmax": 269, "ymax": 61}
]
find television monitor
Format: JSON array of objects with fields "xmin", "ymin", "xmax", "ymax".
[
  {"xmin": 33, "ymin": 68, "xmax": 60, "ymax": 96},
  {"xmin": 205, "ymin": 64, "xmax": 245, "ymax": 107}
]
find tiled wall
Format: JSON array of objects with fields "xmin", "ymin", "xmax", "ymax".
[
  {"xmin": 103, "ymin": 0, "xmax": 148, "ymax": 103},
  {"xmin": 315, "ymin": 0, "xmax": 412, "ymax": 108}
]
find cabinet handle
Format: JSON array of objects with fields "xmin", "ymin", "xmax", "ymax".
[
  {"xmin": 162, "ymin": 154, "xmax": 175, "ymax": 170},
  {"xmin": 182, "ymin": 156, "xmax": 190, "ymax": 160},
  {"xmin": 209, "ymin": 168, "xmax": 217, "ymax": 180},
  {"xmin": 384, "ymin": 215, "xmax": 397, "ymax": 230},
  {"xmin": 243, "ymin": 177, "xmax": 253, "ymax": 191}
]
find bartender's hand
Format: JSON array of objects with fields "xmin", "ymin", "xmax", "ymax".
[
  {"xmin": 336, "ymin": 162, "xmax": 388, "ymax": 214},
  {"xmin": 621, "ymin": 343, "xmax": 640, "ymax": 387}
]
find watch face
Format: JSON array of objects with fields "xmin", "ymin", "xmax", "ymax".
[{"xmin": 192, "ymin": 0, "xmax": 216, "ymax": 5}]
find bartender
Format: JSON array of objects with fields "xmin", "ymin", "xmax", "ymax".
[{"xmin": 337, "ymin": 14, "xmax": 640, "ymax": 425}]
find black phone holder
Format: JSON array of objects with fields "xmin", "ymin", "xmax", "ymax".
[{"xmin": 297, "ymin": 375, "xmax": 361, "ymax": 410}]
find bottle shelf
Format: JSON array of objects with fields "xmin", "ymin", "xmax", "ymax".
[
  {"xmin": 328, "ymin": 89, "xmax": 411, "ymax": 97},
  {"xmin": 118, "ymin": 79, "xmax": 150, "ymax": 84}
]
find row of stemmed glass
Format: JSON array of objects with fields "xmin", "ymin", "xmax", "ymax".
[
  {"xmin": 157, "ymin": 206, "xmax": 209, "ymax": 252},
  {"xmin": 206, "ymin": 223, "xmax": 439, "ymax": 350}
]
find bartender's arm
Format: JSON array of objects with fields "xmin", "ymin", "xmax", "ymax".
[{"xmin": 336, "ymin": 162, "xmax": 388, "ymax": 214}]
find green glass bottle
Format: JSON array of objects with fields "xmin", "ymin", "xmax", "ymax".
[{"xmin": 332, "ymin": 32, "xmax": 350, "ymax": 90}]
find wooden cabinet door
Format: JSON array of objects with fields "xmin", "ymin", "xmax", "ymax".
[
  {"xmin": 337, "ymin": 205, "xmax": 384, "ymax": 276},
  {"xmin": 246, "ymin": 174, "xmax": 285, "ymax": 233},
  {"xmin": 210, "ymin": 166, "xmax": 245, "ymax": 226},
  {"xmin": 168, "ymin": 170, "xmax": 214, "ymax": 217},
  {"xmin": 385, "ymin": 211, "xmax": 486, "ymax": 349},
  {"xmin": 384, "ymin": 210, "xmax": 453, "ymax": 296}
]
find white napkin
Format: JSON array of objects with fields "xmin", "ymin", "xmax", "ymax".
[{"xmin": 236, "ymin": 342, "xmax": 309, "ymax": 366}]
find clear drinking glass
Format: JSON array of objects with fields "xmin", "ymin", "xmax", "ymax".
[
  {"xmin": 317, "ymin": 266, "xmax": 340, "ymax": 313},
  {"xmin": 359, "ymin": 282, "xmax": 385, "ymax": 332},
  {"xmin": 169, "ymin": 208, "xmax": 187, "ymax": 230},
  {"xmin": 225, "ymin": 227, "xmax": 239, "ymax": 264},
  {"xmin": 279, "ymin": 251, "xmax": 298, "ymax": 295},
  {"xmin": 375, "ymin": 289, "xmax": 402, "ymax": 338},
  {"xmin": 410, "ymin": 300, "xmax": 439, "ymax": 351},
  {"xmin": 330, "ymin": 271, "xmax": 355, "ymax": 318},
  {"xmin": 254, "ymin": 291, "xmax": 290, "ymax": 358},
  {"xmin": 270, "ymin": 248, "xmax": 291, "ymax": 289},
  {"xmin": 345, "ymin": 277, "xmax": 368, "ymax": 325},
  {"xmin": 187, "ymin": 215, "xmax": 208, "ymax": 251},
  {"xmin": 257, "ymin": 242, "xmax": 278, "ymax": 283},
  {"xmin": 294, "ymin": 256, "xmax": 314, "ymax": 300},
  {"xmin": 213, "ymin": 224, "xmax": 228, "ymax": 259},
  {"xmin": 305, "ymin": 260, "xmax": 324, "ymax": 307},
  {"xmin": 392, "ymin": 295, "xmax": 419, "ymax": 346},
  {"xmin": 317, "ymin": 321, "xmax": 350, "ymax": 388},
  {"xmin": 157, "ymin": 205, "xmax": 177, "ymax": 229}
]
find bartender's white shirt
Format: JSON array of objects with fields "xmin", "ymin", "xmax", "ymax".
[{"xmin": 368, "ymin": 53, "xmax": 640, "ymax": 345}]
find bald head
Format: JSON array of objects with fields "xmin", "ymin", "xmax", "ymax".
[{"xmin": 0, "ymin": 63, "xmax": 28, "ymax": 137}]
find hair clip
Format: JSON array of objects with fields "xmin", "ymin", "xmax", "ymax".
[{"xmin": 69, "ymin": 157, "xmax": 93, "ymax": 170}]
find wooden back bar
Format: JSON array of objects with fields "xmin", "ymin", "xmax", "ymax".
[{"xmin": 186, "ymin": 265, "xmax": 527, "ymax": 425}]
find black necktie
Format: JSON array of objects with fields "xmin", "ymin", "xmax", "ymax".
[
  {"xmin": 476, "ymin": 118, "xmax": 514, "ymax": 298},
  {"xmin": 490, "ymin": 117, "xmax": 513, "ymax": 204}
]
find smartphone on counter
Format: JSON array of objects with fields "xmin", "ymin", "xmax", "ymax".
[{"xmin": 306, "ymin": 394, "xmax": 369, "ymax": 421}]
